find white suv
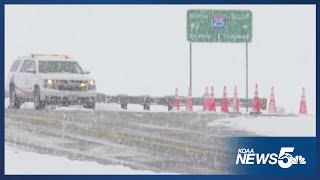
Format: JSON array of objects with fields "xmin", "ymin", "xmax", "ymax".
[{"xmin": 7, "ymin": 54, "xmax": 97, "ymax": 110}]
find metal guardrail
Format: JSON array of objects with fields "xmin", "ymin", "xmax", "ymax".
[{"xmin": 97, "ymin": 93, "xmax": 267, "ymax": 111}]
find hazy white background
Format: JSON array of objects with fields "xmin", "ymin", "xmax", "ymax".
[{"xmin": 5, "ymin": 5, "xmax": 316, "ymax": 114}]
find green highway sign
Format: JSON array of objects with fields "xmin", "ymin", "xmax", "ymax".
[{"xmin": 187, "ymin": 10, "xmax": 252, "ymax": 43}]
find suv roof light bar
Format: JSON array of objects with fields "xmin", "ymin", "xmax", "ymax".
[{"xmin": 31, "ymin": 54, "xmax": 70, "ymax": 59}]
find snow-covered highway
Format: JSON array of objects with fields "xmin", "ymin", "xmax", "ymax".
[
  {"xmin": 5, "ymin": 108, "xmax": 241, "ymax": 174},
  {"xmin": 5, "ymin": 105, "xmax": 314, "ymax": 174}
]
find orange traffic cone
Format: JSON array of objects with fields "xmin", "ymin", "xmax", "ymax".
[
  {"xmin": 209, "ymin": 86, "xmax": 216, "ymax": 112},
  {"xmin": 221, "ymin": 86, "xmax": 229, "ymax": 113},
  {"xmin": 268, "ymin": 86, "xmax": 277, "ymax": 114},
  {"xmin": 203, "ymin": 87, "xmax": 210, "ymax": 111},
  {"xmin": 252, "ymin": 84, "xmax": 261, "ymax": 113},
  {"xmin": 186, "ymin": 86, "xmax": 193, "ymax": 112},
  {"xmin": 173, "ymin": 88, "xmax": 180, "ymax": 111},
  {"xmin": 299, "ymin": 87, "xmax": 307, "ymax": 115},
  {"xmin": 232, "ymin": 85, "xmax": 240, "ymax": 113}
]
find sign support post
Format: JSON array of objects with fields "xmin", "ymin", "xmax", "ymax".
[
  {"xmin": 190, "ymin": 43, "xmax": 192, "ymax": 89},
  {"xmin": 246, "ymin": 42, "xmax": 248, "ymax": 112}
]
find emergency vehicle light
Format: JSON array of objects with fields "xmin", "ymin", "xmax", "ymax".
[{"xmin": 31, "ymin": 54, "xmax": 70, "ymax": 59}]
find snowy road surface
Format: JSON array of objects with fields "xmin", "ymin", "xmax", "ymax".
[
  {"xmin": 5, "ymin": 104, "xmax": 314, "ymax": 174},
  {"xmin": 5, "ymin": 142, "xmax": 169, "ymax": 175},
  {"xmin": 5, "ymin": 108, "xmax": 247, "ymax": 174}
]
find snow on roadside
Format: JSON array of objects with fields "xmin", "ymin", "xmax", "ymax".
[
  {"xmin": 3, "ymin": 97, "xmax": 311, "ymax": 115},
  {"xmin": 4, "ymin": 98, "xmax": 35, "ymax": 109},
  {"xmin": 95, "ymin": 103, "xmax": 169, "ymax": 112},
  {"xmin": 208, "ymin": 115, "xmax": 316, "ymax": 137},
  {"xmin": 4, "ymin": 98, "xmax": 202, "ymax": 112},
  {"xmin": 5, "ymin": 143, "xmax": 170, "ymax": 175}
]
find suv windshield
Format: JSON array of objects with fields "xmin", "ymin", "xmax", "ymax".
[{"xmin": 39, "ymin": 61, "xmax": 84, "ymax": 74}]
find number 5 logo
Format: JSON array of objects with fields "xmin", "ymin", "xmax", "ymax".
[{"xmin": 278, "ymin": 147, "xmax": 294, "ymax": 168}]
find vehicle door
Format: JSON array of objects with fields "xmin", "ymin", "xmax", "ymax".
[
  {"xmin": 6, "ymin": 59, "xmax": 22, "ymax": 92},
  {"xmin": 14, "ymin": 59, "xmax": 36, "ymax": 98}
]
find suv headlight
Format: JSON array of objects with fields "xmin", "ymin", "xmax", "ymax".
[
  {"xmin": 43, "ymin": 79, "xmax": 57, "ymax": 89},
  {"xmin": 89, "ymin": 80, "xmax": 95, "ymax": 85},
  {"xmin": 88, "ymin": 80, "xmax": 96, "ymax": 90}
]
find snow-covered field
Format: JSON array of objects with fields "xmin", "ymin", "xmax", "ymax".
[
  {"xmin": 5, "ymin": 143, "xmax": 169, "ymax": 175},
  {"xmin": 208, "ymin": 115, "xmax": 316, "ymax": 137}
]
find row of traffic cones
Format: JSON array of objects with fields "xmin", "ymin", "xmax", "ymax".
[
  {"xmin": 186, "ymin": 85, "xmax": 241, "ymax": 113},
  {"xmin": 173, "ymin": 85, "xmax": 307, "ymax": 115}
]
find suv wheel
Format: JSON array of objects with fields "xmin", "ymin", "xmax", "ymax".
[
  {"xmin": 83, "ymin": 101, "xmax": 95, "ymax": 110},
  {"xmin": 121, "ymin": 103, "xmax": 127, "ymax": 110},
  {"xmin": 34, "ymin": 87, "xmax": 45, "ymax": 110},
  {"xmin": 9, "ymin": 84, "xmax": 21, "ymax": 109}
]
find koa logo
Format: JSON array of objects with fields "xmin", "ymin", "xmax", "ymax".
[{"xmin": 236, "ymin": 147, "xmax": 306, "ymax": 168}]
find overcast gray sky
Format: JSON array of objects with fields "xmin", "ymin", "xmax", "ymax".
[{"xmin": 5, "ymin": 5, "xmax": 316, "ymax": 113}]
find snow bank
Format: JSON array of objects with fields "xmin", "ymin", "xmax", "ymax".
[
  {"xmin": 4, "ymin": 98, "xmax": 35, "ymax": 109},
  {"xmin": 208, "ymin": 115, "xmax": 315, "ymax": 137},
  {"xmin": 4, "ymin": 98, "xmax": 203, "ymax": 112},
  {"xmin": 5, "ymin": 143, "xmax": 168, "ymax": 175},
  {"xmin": 95, "ymin": 103, "xmax": 169, "ymax": 112},
  {"xmin": 4, "ymin": 97, "xmax": 313, "ymax": 116}
]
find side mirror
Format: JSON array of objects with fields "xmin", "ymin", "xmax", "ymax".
[
  {"xmin": 27, "ymin": 67, "xmax": 35, "ymax": 73},
  {"xmin": 84, "ymin": 70, "xmax": 90, "ymax": 74}
]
